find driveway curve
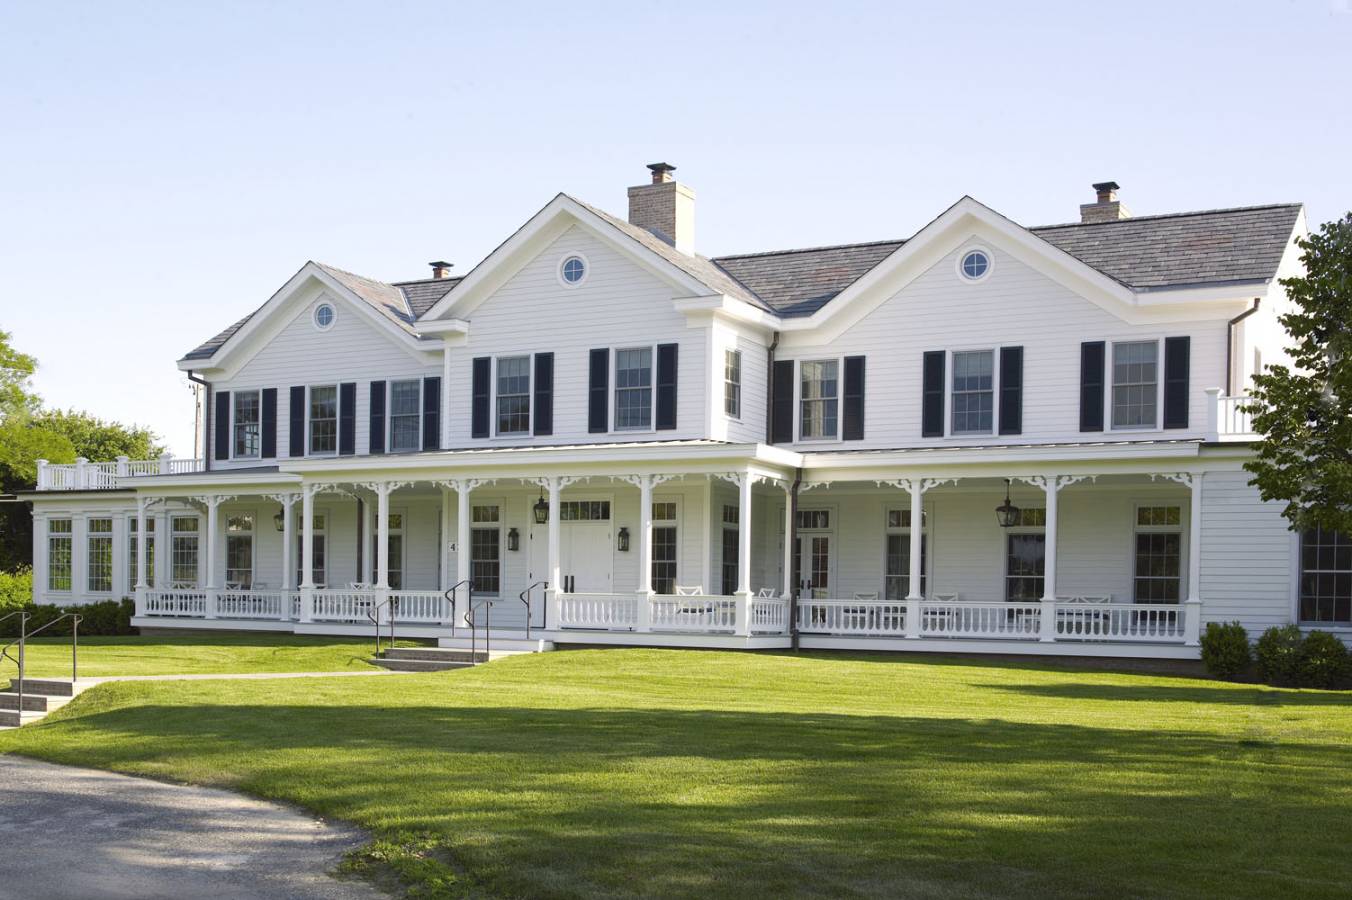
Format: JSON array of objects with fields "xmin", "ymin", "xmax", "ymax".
[{"xmin": 0, "ymin": 755, "xmax": 385, "ymax": 899}]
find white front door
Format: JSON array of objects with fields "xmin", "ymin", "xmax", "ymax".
[
  {"xmin": 794, "ymin": 534, "xmax": 832, "ymax": 599},
  {"xmin": 529, "ymin": 522, "xmax": 614, "ymax": 593}
]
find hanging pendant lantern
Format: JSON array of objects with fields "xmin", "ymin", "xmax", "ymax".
[
  {"xmin": 995, "ymin": 478, "xmax": 1021, "ymax": 528},
  {"xmin": 533, "ymin": 490, "xmax": 550, "ymax": 525}
]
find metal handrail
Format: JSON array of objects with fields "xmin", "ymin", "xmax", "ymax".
[
  {"xmin": 465, "ymin": 594, "xmax": 493, "ymax": 664},
  {"xmin": 443, "ymin": 580, "xmax": 472, "ymax": 637},
  {"xmin": 364, "ymin": 597, "xmax": 396, "ymax": 658},
  {"xmin": 1, "ymin": 612, "xmax": 81, "ymax": 724},
  {"xmin": 518, "ymin": 581, "xmax": 548, "ymax": 639}
]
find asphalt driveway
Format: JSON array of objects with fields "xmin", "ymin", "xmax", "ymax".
[{"xmin": 0, "ymin": 755, "xmax": 385, "ymax": 899}]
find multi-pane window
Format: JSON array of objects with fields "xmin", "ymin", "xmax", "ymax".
[
  {"xmin": 233, "ymin": 390, "xmax": 261, "ymax": 458},
  {"xmin": 724, "ymin": 349, "xmax": 742, "ymax": 418},
  {"xmin": 884, "ymin": 508, "xmax": 927, "ymax": 600},
  {"xmin": 87, "ymin": 518, "xmax": 113, "ymax": 592},
  {"xmin": 471, "ymin": 505, "xmax": 501, "ymax": 595},
  {"xmin": 1134, "ymin": 505, "xmax": 1182, "ymax": 602},
  {"xmin": 796, "ymin": 509, "xmax": 830, "ymax": 530},
  {"xmin": 294, "ymin": 513, "xmax": 327, "ymax": 587},
  {"xmin": 1300, "ymin": 525, "xmax": 1352, "ymax": 624},
  {"xmin": 652, "ymin": 502, "xmax": 678, "ymax": 595},
  {"xmin": 128, "ymin": 518, "xmax": 154, "ymax": 588},
  {"xmin": 48, "ymin": 519, "xmax": 72, "ymax": 591},
  {"xmin": 560, "ymin": 501, "xmax": 611, "ymax": 521},
  {"xmin": 1112, "ymin": 341, "xmax": 1158, "ymax": 428},
  {"xmin": 799, "ymin": 360, "xmax": 839, "ymax": 440},
  {"xmin": 1006, "ymin": 534, "xmax": 1045, "ymax": 602},
  {"xmin": 389, "ymin": 380, "xmax": 421, "ymax": 452},
  {"xmin": 721, "ymin": 504, "xmax": 739, "ymax": 596},
  {"xmin": 371, "ymin": 513, "xmax": 404, "ymax": 589},
  {"xmin": 308, "ymin": 385, "xmax": 338, "ymax": 454},
  {"xmin": 225, "ymin": 514, "xmax": 254, "ymax": 589},
  {"xmin": 951, "ymin": 350, "xmax": 994, "ymax": 434},
  {"xmin": 171, "ymin": 516, "xmax": 200, "ymax": 587},
  {"xmin": 615, "ymin": 348, "xmax": 653, "ymax": 430},
  {"xmin": 793, "ymin": 508, "xmax": 831, "ymax": 599},
  {"xmin": 495, "ymin": 357, "xmax": 531, "ymax": 435}
]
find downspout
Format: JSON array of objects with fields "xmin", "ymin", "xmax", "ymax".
[
  {"xmin": 1225, "ymin": 299, "xmax": 1261, "ymax": 396},
  {"xmin": 765, "ymin": 331, "xmax": 781, "ymax": 443},
  {"xmin": 788, "ymin": 466, "xmax": 802, "ymax": 651},
  {"xmin": 186, "ymin": 371, "xmax": 210, "ymax": 471}
]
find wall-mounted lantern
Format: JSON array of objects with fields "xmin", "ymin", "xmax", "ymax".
[
  {"xmin": 617, "ymin": 526, "xmax": 630, "ymax": 552},
  {"xmin": 273, "ymin": 511, "xmax": 285, "ymax": 532},
  {"xmin": 507, "ymin": 527, "xmax": 520, "ymax": 552}
]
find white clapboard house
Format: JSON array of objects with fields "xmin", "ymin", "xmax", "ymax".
[{"xmin": 25, "ymin": 165, "xmax": 1336, "ymax": 658}]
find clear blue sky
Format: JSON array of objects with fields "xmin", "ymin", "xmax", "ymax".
[{"xmin": 3, "ymin": 1, "xmax": 1348, "ymax": 456}]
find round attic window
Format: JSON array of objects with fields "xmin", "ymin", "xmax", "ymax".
[
  {"xmin": 314, "ymin": 302, "xmax": 336, "ymax": 330},
  {"xmin": 559, "ymin": 254, "xmax": 588, "ymax": 286},
  {"xmin": 960, "ymin": 249, "xmax": 991, "ymax": 281}
]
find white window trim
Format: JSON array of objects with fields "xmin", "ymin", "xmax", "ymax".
[
  {"xmin": 169, "ymin": 514, "xmax": 203, "ymax": 589},
  {"xmin": 794, "ymin": 357, "xmax": 845, "ymax": 443},
  {"xmin": 306, "ymin": 384, "xmax": 340, "ymax": 458},
  {"xmin": 612, "ymin": 345, "xmax": 658, "ymax": 434},
  {"xmin": 47, "ymin": 517, "xmax": 73, "ymax": 595},
  {"xmin": 794, "ymin": 503, "xmax": 837, "ymax": 598},
  {"xmin": 386, "ymin": 378, "xmax": 424, "ymax": 454},
  {"xmin": 724, "ymin": 348, "xmax": 742, "ymax": 421},
  {"xmin": 492, "ymin": 355, "xmax": 534, "ymax": 439},
  {"xmin": 1132, "ymin": 501, "xmax": 1188, "ymax": 604},
  {"xmin": 956, "ymin": 245, "xmax": 994, "ymax": 283},
  {"xmin": 557, "ymin": 252, "xmax": 590, "ymax": 288},
  {"xmin": 224, "ymin": 510, "xmax": 257, "ymax": 589},
  {"xmin": 85, "ymin": 515, "xmax": 115, "ymax": 594},
  {"xmin": 231, "ymin": 388, "xmax": 262, "ymax": 460},
  {"xmin": 313, "ymin": 300, "xmax": 337, "ymax": 331},
  {"xmin": 1107, "ymin": 337, "xmax": 1166, "ymax": 432},
  {"xmin": 469, "ymin": 498, "xmax": 506, "ymax": 597},
  {"xmin": 947, "ymin": 347, "xmax": 999, "ymax": 438},
  {"xmin": 651, "ymin": 494, "xmax": 682, "ymax": 591}
]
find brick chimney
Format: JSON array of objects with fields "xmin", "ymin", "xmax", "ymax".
[
  {"xmin": 1079, "ymin": 181, "xmax": 1132, "ymax": 224},
  {"xmin": 429, "ymin": 260, "xmax": 454, "ymax": 279},
  {"xmin": 627, "ymin": 162, "xmax": 695, "ymax": 254}
]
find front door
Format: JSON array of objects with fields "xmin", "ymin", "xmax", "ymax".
[
  {"xmin": 794, "ymin": 534, "xmax": 832, "ymax": 598},
  {"xmin": 529, "ymin": 522, "xmax": 614, "ymax": 593}
]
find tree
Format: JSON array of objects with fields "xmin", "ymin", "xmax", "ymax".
[
  {"xmin": 0, "ymin": 329, "xmax": 40, "ymax": 420},
  {"xmin": 1245, "ymin": 212, "xmax": 1352, "ymax": 534},
  {"xmin": 32, "ymin": 409, "xmax": 162, "ymax": 462}
]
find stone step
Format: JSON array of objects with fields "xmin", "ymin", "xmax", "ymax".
[
  {"xmin": 368, "ymin": 658, "xmax": 474, "ymax": 672},
  {"xmin": 1, "ymin": 678, "xmax": 75, "ymax": 697},
  {"xmin": 0, "ymin": 692, "xmax": 48, "ymax": 712},
  {"xmin": 382, "ymin": 648, "xmax": 485, "ymax": 663}
]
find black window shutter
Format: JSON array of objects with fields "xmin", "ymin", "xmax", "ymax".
[
  {"xmin": 999, "ymin": 347, "xmax": 1024, "ymax": 436},
  {"xmin": 260, "ymin": 388, "xmax": 277, "ymax": 458},
  {"xmin": 1163, "ymin": 336, "xmax": 1190, "ymax": 429},
  {"xmin": 534, "ymin": 353, "xmax": 554, "ymax": 436},
  {"xmin": 214, "ymin": 390, "xmax": 230, "ymax": 461},
  {"xmin": 422, "ymin": 376, "xmax": 441, "ymax": 450},
  {"xmin": 471, "ymin": 357, "xmax": 490, "ymax": 438},
  {"xmin": 588, "ymin": 349, "xmax": 609, "ymax": 433},
  {"xmin": 656, "ymin": 343, "xmax": 679, "ymax": 430},
  {"xmin": 771, "ymin": 360, "xmax": 795, "ymax": 444},
  {"xmin": 338, "ymin": 382, "xmax": 356, "ymax": 455},
  {"xmin": 288, "ymin": 386, "xmax": 305, "ymax": 457},
  {"xmin": 843, "ymin": 356, "xmax": 866, "ymax": 441},
  {"xmin": 368, "ymin": 381, "xmax": 386, "ymax": 454},
  {"xmin": 922, "ymin": 351, "xmax": 945, "ymax": 438},
  {"xmin": 1080, "ymin": 341, "xmax": 1106, "ymax": 432}
]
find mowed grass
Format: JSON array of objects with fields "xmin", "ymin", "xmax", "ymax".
[
  {"xmin": 3, "ymin": 648, "xmax": 1351, "ymax": 899},
  {"xmin": 2, "ymin": 633, "xmax": 392, "ymax": 681}
]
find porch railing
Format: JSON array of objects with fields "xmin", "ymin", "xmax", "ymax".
[
  {"xmin": 217, "ymin": 589, "xmax": 292, "ymax": 620},
  {"xmin": 1056, "ymin": 602, "xmax": 1185, "ymax": 642},
  {"xmin": 312, "ymin": 589, "xmax": 376, "ymax": 623},
  {"xmin": 1206, "ymin": 389, "xmax": 1256, "ymax": 441},
  {"xmin": 559, "ymin": 593, "xmax": 638, "ymax": 631},
  {"xmin": 388, "ymin": 591, "xmax": 451, "ymax": 624},
  {"xmin": 750, "ymin": 596, "xmax": 791, "ymax": 634},
  {"xmin": 650, "ymin": 595, "xmax": 737, "ymax": 633},
  {"xmin": 35, "ymin": 455, "xmax": 205, "ymax": 490},
  {"xmin": 143, "ymin": 588, "xmax": 209, "ymax": 617}
]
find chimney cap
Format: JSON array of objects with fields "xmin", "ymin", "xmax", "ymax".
[
  {"xmin": 646, "ymin": 162, "xmax": 677, "ymax": 183},
  {"xmin": 1092, "ymin": 180, "xmax": 1120, "ymax": 192},
  {"xmin": 428, "ymin": 260, "xmax": 453, "ymax": 269}
]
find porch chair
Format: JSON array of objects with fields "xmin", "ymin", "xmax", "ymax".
[
  {"xmin": 755, "ymin": 587, "xmax": 778, "ymax": 599},
  {"xmin": 674, "ymin": 585, "xmax": 704, "ymax": 596}
]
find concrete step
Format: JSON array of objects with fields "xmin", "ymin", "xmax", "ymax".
[
  {"xmin": 368, "ymin": 658, "xmax": 474, "ymax": 673},
  {"xmin": 1, "ymin": 678, "xmax": 75, "ymax": 697},
  {"xmin": 382, "ymin": 648, "xmax": 485, "ymax": 663},
  {"xmin": 0, "ymin": 692, "xmax": 48, "ymax": 712}
]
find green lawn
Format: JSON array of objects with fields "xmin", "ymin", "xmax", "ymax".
[
  {"xmin": 2, "ymin": 633, "xmax": 393, "ymax": 681},
  {"xmin": 3, "ymin": 648, "xmax": 1351, "ymax": 899}
]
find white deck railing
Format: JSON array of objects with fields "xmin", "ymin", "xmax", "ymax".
[
  {"xmin": 143, "ymin": 588, "xmax": 209, "ymax": 617},
  {"xmin": 216, "ymin": 589, "xmax": 294, "ymax": 620},
  {"xmin": 650, "ymin": 595, "xmax": 738, "ymax": 633},
  {"xmin": 1056, "ymin": 602, "xmax": 1185, "ymax": 642},
  {"xmin": 559, "ymin": 593, "xmax": 638, "ymax": 630},
  {"xmin": 1207, "ymin": 389, "xmax": 1257, "ymax": 441},
  {"xmin": 750, "ymin": 596, "xmax": 790, "ymax": 634},
  {"xmin": 389, "ymin": 591, "xmax": 450, "ymax": 623},
  {"xmin": 36, "ymin": 455, "xmax": 204, "ymax": 490},
  {"xmin": 311, "ymin": 589, "xmax": 376, "ymax": 623},
  {"xmin": 919, "ymin": 599, "xmax": 1043, "ymax": 638},
  {"xmin": 797, "ymin": 598, "xmax": 907, "ymax": 636}
]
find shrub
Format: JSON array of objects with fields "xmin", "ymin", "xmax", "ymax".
[
  {"xmin": 0, "ymin": 568, "xmax": 33, "ymax": 613},
  {"xmin": 1296, "ymin": 630, "xmax": 1350, "ymax": 689},
  {"xmin": 1200, "ymin": 621, "xmax": 1251, "ymax": 678},
  {"xmin": 0, "ymin": 598, "xmax": 136, "ymax": 638},
  {"xmin": 1255, "ymin": 624, "xmax": 1305, "ymax": 685}
]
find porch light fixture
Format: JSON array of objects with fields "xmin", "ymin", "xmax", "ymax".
[
  {"xmin": 273, "ymin": 511, "xmax": 285, "ymax": 532},
  {"xmin": 507, "ymin": 527, "xmax": 520, "ymax": 552},
  {"xmin": 533, "ymin": 490, "xmax": 550, "ymax": 525},
  {"xmin": 617, "ymin": 526, "xmax": 630, "ymax": 552},
  {"xmin": 995, "ymin": 479, "xmax": 1021, "ymax": 528}
]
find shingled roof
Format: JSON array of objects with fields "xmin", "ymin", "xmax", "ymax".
[{"xmin": 392, "ymin": 276, "xmax": 462, "ymax": 317}]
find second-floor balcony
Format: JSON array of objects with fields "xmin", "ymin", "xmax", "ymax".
[{"xmin": 36, "ymin": 455, "xmax": 205, "ymax": 491}]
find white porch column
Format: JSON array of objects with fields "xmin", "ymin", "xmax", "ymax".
[
  {"xmin": 134, "ymin": 497, "xmax": 149, "ymax": 616},
  {"xmin": 636, "ymin": 474, "xmax": 654, "ymax": 632},
  {"xmin": 439, "ymin": 487, "xmax": 451, "ymax": 591},
  {"xmin": 701, "ymin": 476, "xmax": 713, "ymax": 595},
  {"xmin": 781, "ymin": 487, "xmax": 793, "ymax": 599},
  {"xmin": 363, "ymin": 498, "xmax": 375, "ymax": 584},
  {"xmin": 455, "ymin": 480, "xmax": 471, "ymax": 625},
  {"xmin": 276, "ymin": 493, "xmax": 297, "ymax": 620},
  {"xmin": 299, "ymin": 485, "xmax": 316, "ymax": 623},
  {"xmin": 374, "ymin": 482, "xmax": 392, "ymax": 625},
  {"xmin": 547, "ymin": 477, "xmax": 562, "ymax": 627},
  {"xmin": 733, "ymin": 473, "xmax": 753, "ymax": 636},
  {"xmin": 1185, "ymin": 472, "xmax": 1205, "ymax": 646},
  {"xmin": 906, "ymin": 480, "xmax": 924, "ymax": 639},
  {"xmin": 1039, "ymin": 476, "xmax": 1060, "ymax": 643},
  {"xmin": 203, "ymin": 495, "xmax": 225, "ymax": 619},
  {"xmin": 441, "ymin": 346, "xmax": 453, "ymax": 449}
]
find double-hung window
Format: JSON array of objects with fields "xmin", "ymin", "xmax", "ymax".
[
  {"xmin": 1005, "ymin": 508, "xmax": 1046, "ymax": 602},
  {"xmin": 127, "ymin": 517, "xmax": 154, "ymax": 588},
  {"xmin": 87, "ymin": 518, "xmax": 113, "ymax": 592},
  {"xmin": 951, "ymin": 350, "xmax": 994, "ymax": 435},
  {"xmin": 652, "ymin": 501, "xmax": 678, "ymax": 594},
  {"xmin": 1134, "ymin": 505, "xmax": 1182, "ymax": 602},
  {"xmin": 884, "ymin": 508, "xmax": 927, "ymax": 600},
  {"xmin": 1300, "ymin": 525, "xmax": 1352, "ymax": 624},
  {"xmin": 233, "ymin": 390, "xmax": 260, "ymax": 459},
  {"xmin": 799, "ymin": 360, "xmax": 838, "ymax": 440},
  {"xmin": 724, "ymin": 349, "xmax": 742, "ymax": 418},
  {"xmin": 171, "ymin": 516, "xmax": 200, "ymax": 587},
  {"xmin": 470, "ymin": 505, "xmax": 501, "ymax": 595},
  {"xmin": 388, "ymin": 380, "xmax": 422, "ymax": 452},
  {"xmin": 308, "ymin": 385, "xmax": 338, "ymax": 455},
  {"xmin": 615, "ymin": 348, "xmax": 653, "ymax": 430},
  {"xmin": 225, "ymin": 514, "xmax": 255, "ymax": 589},
  {"xmin": 495, "ymin": 356, "xmax": 531, "ymax": 435},
  {"xmin": 1112, "ymin": 341, "xmax": 1158, "ymax": 428},
  {"xmin": 48, "ymin": 519, "xmax": 72, "ymax": 591}
]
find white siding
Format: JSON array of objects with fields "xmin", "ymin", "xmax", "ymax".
[
  {"xmin": 447, "ymin": 226, "xmax": 706, "ymax": 446},
  {"xmin": 777, "ymin": 243, "xmax": 1230, "ymax": 450},
  {"xmin": 1198, "ymin": 469, "xmax": 1295, "ymax": 633}
]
